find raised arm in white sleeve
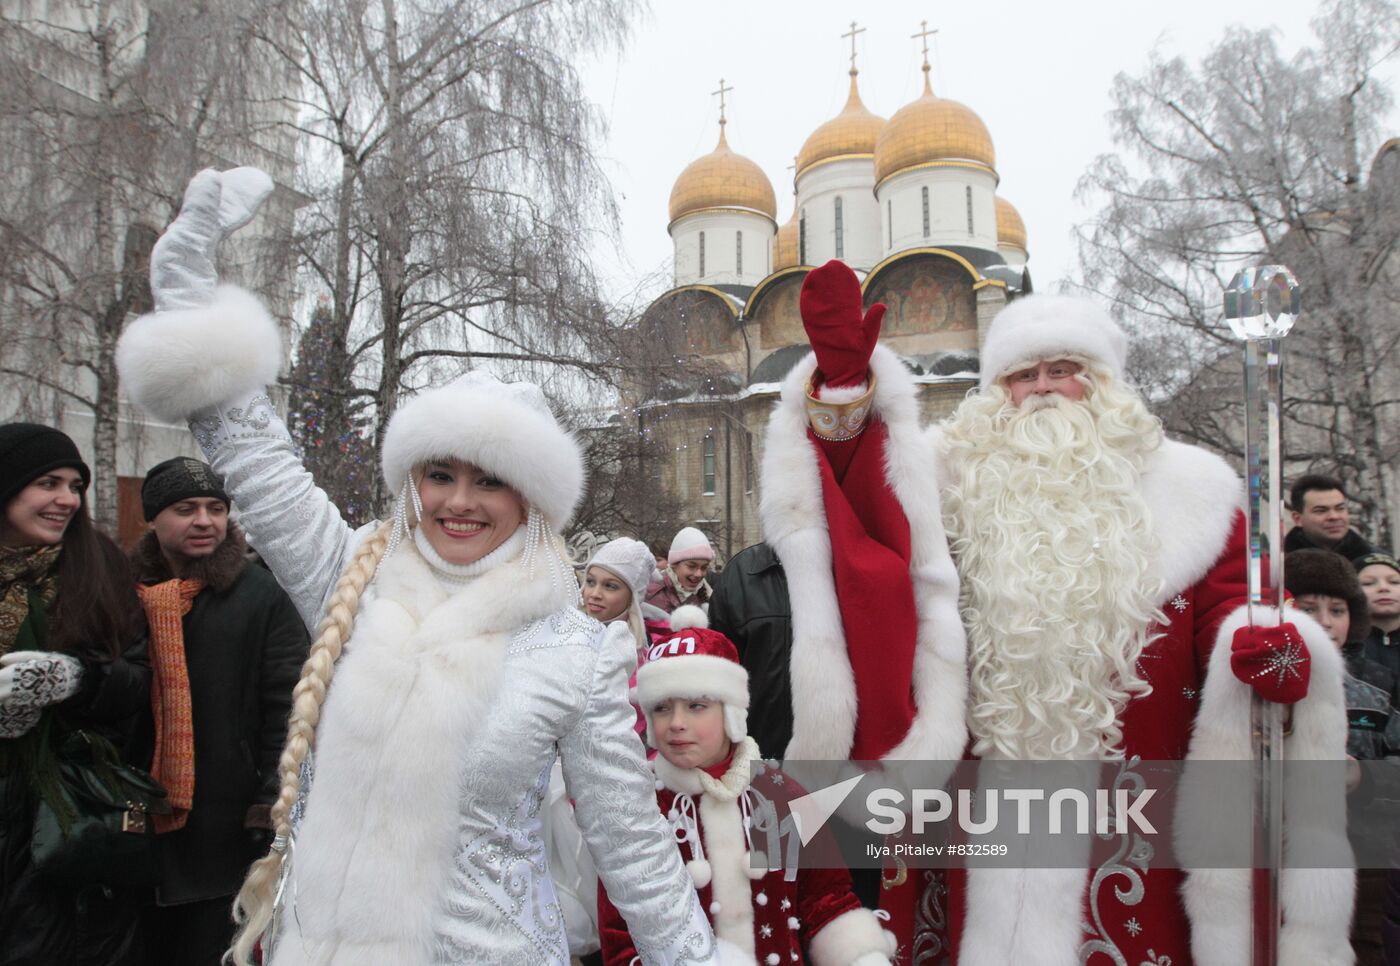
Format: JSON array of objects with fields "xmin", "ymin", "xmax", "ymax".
[{"xmin": 559, "ymin": 622, "xmax": 718, "ymax": 965}]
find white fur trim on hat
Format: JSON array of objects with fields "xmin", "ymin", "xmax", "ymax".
[
  {"xmin": 635, "ymin": 655, "xmax": 748, "ymax": 713},
  {"xmin": 979, "ymin": 293, "xmax": 1129, "ymax": 388},
  {"xmin": 637, "ymin": 653, "xmax": 750, "ymax": 744},
  {"xmin": 586, "ymin": 537, "xmax": 655, "ymax": 599},
  {"xmin": 670, "ymin": 604, "xmax": 709, "ymax": 630},
  {"xmin": 116, "ymin": 286, "xmax": 282, "ymax": 423},
  {"xmin": 669, "ymin": 525, "xmax": 715, "ymax": 564},
  {"xmin": 380, "ymin": 372, "xmax": 584, "ymax": 529}
]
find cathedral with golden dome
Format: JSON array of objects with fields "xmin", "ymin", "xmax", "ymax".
[{"xmin": 625, "ymin": 25, "xmax": 1032, "ymax": 558}]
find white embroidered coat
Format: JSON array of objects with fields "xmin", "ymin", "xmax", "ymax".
[{"xmin": 189, "ymin": 393, "xmax": 716, "ymax": 966}]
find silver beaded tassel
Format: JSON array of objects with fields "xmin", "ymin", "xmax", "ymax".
[
  {"xmin": 377, "ymin": 478, "xmax": 419, "ymax": 578},
  {"xmin": 520, "ymin": 506, "xmax": 580, "ymax": 605}
]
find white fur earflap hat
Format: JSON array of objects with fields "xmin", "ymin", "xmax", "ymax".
[
  {"xmin": 380, "ymin": 372, "xmax": 584, "ymax": 530},
  {"xmin": 979, "ymin": 294, "xmax": 1129, "ymax": 388},
  {"xmin": 586, "ymin": 537, "xmax": 657, "ymax": 599}
]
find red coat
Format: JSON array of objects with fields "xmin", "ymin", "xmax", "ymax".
[
  {"xmin": 599, "ymin": 739, "xmax": 891, "ymax": 966},
  {"xmin": 940, "ymin": 513, "xmax": 1247, "ymax": 965},
  {"xmin": 936, "ymin": 441, "xmax": 1352, "ymax": 966}
]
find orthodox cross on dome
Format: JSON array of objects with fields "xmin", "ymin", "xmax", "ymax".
[
  {"xmin": 912, "ymin": 19, "xmax": 939, "ymax": 93},
  {"xmin": 712, "ymin": 77, "xmax": 734, "ymax": 138},
  {"xmin": 841, "ymin": 21, "xmax": 866, "ymax": 74}
]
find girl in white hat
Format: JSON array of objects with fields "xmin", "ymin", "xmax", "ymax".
[
  {"xmin": 582, "ymin": 536, "xmax": 657, "ymax": 663},
  {"xmin": 116, "ymin": 169, "xmax": 718, "ymax": 966},
  {"xmin": 645, "ymin": 526, "xmax": 716, "ymax": 615}
]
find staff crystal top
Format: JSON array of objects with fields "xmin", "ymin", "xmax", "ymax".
[{"xmin": 1223, "ymin": 265, "xmax": 1301, "ymax": 339}]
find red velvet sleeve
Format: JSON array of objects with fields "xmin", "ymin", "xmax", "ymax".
[
  {"xmin": 598, "ymin": 879, "xmax": 640, "ymax": 966},
  {"xmin": 796, "ymin": 860, "xmax": 866, "ymax": 947},
  {"xmin": 1192, "ymin": 511, "xmax": 1250, "ymax": 672},
  {"xmin": 788, "ymin": 769, "xmax": 865, "ymax": 943}
]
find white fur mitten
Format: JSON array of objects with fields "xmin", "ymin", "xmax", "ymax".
[{"xmin": 117, "ymin": 168, "xmax": 283, "ymax": 422}]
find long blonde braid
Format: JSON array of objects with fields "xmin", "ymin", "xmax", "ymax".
[{"xmin": 227, "ymin": 521, "xmax": 392, "ymax": 966}]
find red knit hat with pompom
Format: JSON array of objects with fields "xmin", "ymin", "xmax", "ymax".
[{"xmin": 635, "ymin": 605, "xmax": 748, "ymax": 744}]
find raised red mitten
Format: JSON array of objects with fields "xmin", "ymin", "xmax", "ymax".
[
  {"xmin": 799, "ymin": 260, "xmax": 886, "ymax": 388},
  {"xmin": 1229, "ymin": 622, "xmax": 1311, "ymax": 705}
]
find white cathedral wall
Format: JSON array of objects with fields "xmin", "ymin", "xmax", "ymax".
[
  {"xmin": 794, "ymin": 157, "xmax": 881, "ymax": 271},
  {"xmin": 998, "ymin": 243, "xmax": 1028, "ymax": 267},
  {"xmin": 671, "ymin": 209, "xmax": 776, "ymax": 287},
  {"xmin": 877, "ymin": 166, "xmax": 999, "ymax": 258}
]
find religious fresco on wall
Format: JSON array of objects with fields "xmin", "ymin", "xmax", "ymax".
[
  {"xmin": 751, "ymin": 274, "xmax": 806, "ymax": 349},
  {"xmin": 639, "ymin": 288, "xmax": 740, "ymax": 358},
  {"xmin": 865, "ymin": 256, "xmax": 977, "ymax": 336}
]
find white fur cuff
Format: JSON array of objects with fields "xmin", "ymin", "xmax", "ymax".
[
  {"xmin": 634, "ymin": 655, "xmax": 748, "ymax": 712},
  {"xmin": 807, "ymin": 907, "xmax": 895, "ymax": 966},
  {"xmin": 117, "ymin": 286, "xmax": 281, "ymax": 423}
]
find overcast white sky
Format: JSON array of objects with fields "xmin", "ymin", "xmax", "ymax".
[{"xmin": 580, "ymin": 0, "xmax": 1398, "ymax": 305}]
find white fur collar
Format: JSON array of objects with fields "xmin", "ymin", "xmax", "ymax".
[
  {"xmin": 1140, "ymin": 439, "xmax": 1242, "ymax": 602},
  {"xmin": 278, "ymin": 538, "xmax": 569, "ymax": 962},
  {"xmin": 758, "ymin": 345, "xmax": 969, "ymax": 763},
  {"xmin": 653, "ymin": 737, "xmax": 761, "ymax": 798}
]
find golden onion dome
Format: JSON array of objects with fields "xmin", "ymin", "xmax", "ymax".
[
  {"xmin": 668, "ymin": 125, "xmax": 778, "ymax": 225},
  {"xmin": 995, "ymin": 195, "xmax": 1027, "ymax": 251},
  {"xmin": 796, "ymin": 71, "xmax": 886, "ymax": 178},
  {"xmin": 773, "ymin": 204, "xmax": 800, "ymax": 269},
  {"xmin": 873, "ymin": 70, "xmax": 996, "ymax": 187}
]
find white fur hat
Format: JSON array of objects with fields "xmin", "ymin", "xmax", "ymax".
[
  {"xmin": 979, "ymin": 294, "xmax": 1129, "ymax": 388},
  {"xmin": 380, "ymin": 372, "xmax": 584, "ymax": 529},
  {"xmin": 586, "ymin": 537, "xmax": 656, "ymax": 599},
  {"xmin": 668, "ymin": 525, "xmax": 715, "ymax": 565}
]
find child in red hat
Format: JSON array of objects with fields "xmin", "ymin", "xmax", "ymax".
[{"xmin": 598, "ymin": 606, "xmax": 894, "ymax": 966}]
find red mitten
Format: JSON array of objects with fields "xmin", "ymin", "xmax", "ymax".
[
  {"xmin": 799, "ymin": 260, "xmax": 886, "ymax": 388},
  {"xmin": 1230, "ymin": 622, "xmax": 1311, "ymax": 704}
]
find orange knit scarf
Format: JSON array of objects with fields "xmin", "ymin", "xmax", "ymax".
[{"xmin": 137, "ymin": 578, "xmax": 204, "ymax": 833}]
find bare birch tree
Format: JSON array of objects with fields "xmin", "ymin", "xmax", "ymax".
[
  {"xmin": 0, "ymin": 0, "xmax": 285, "ymax": 529},
  {"xmin": 262, "ymin": 0, "xmax": 641, "ymax": 512},
  {"xmin": 1074, "ymin": 0, "xmax": 1400, "ymax": 546}
]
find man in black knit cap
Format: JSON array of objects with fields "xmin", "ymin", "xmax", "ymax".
[{"xmin": 131, "ymin": 457, "xmax": 307, "ymax": 966}]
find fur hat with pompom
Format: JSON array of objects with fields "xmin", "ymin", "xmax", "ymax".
[{"xmin": 636, "ymin": 605, "xmax": 749, "ymax": 745}]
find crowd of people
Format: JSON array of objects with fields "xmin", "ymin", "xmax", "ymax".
[{"xmin": 1, "ymin": 168, "xmax": 1394, "ymax": 966}]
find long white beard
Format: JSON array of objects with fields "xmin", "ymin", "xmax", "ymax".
[{"xmin": 943, "ymin": 387, "xmax": 1166, "ymax": 760}]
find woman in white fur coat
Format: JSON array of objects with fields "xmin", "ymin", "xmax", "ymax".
[{"xmin": 114, "ymin": 168, "xmax": 719, "ymax": 966}]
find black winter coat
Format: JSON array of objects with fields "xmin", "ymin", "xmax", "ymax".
[
  {"xmin": 1361, "ymin": 624, "xmax": 1400, "ymax": 705},
  {"xmin": 708, "ymin": 543, "xmax": 793, "ymax": 759},
  {"xmin": 131, "ymin": 531, "xmax": 308, "ymax": 906},
  {"xmin": 0, "ymin": 639, "xmax": 152, "ymax": 966},
  {"xmin": 1283, "ymin": 524, "xmax": 1375, "ymax": 560}
]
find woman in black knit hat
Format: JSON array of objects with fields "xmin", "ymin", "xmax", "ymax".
[
  {"xmin": 0, "ymin": 422, "xmax": 151, "ymax": 966},
  {"xmin": 1286, "ymin": 547, "xmax": 1398, "ymax": 965}
]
